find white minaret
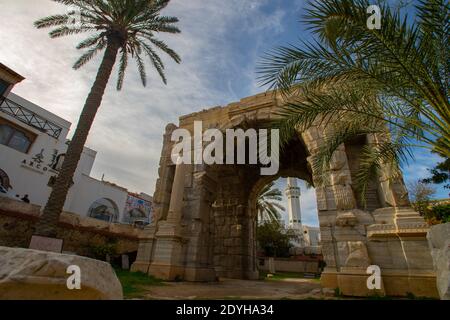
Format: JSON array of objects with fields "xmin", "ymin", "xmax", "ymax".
[{"xmin": 285, "ymin": 177, "xmax": 302, "ymax": 230}]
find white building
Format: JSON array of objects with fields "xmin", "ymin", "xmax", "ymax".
[
  {"xmin": 302, "ymin": 225, "xmax": 321, "ymax": 247},
  {"xmin": 285, "ymin": 177, "xmax": 321, "ymax": 249},
  {"xmin": 0, "ymin": 63, "xmax": 152, "ymax": 225}
]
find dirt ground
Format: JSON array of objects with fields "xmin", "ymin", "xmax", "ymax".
[{"xmin": 139, "ymin": 278, "xmax": 325, "ymax": 300}]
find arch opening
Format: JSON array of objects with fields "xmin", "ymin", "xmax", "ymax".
[
  {"xmin": 252, "ymin": 173, "xmax": 323, "ymax": 273},
  {"xmin": 208, "ymin": 132, "xmax": 322, "ymax": 279}
]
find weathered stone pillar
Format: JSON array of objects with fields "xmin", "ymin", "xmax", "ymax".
[
  {"xmin": 166, "ymin": 158, "xmax": 188, "ymax": 224},
  {"xmin": 368, "ymin": 163, "xmax": 438, "ymax": 297},
  {"xmin": 131, "ymin": 124, "xmax": 177, "ymax": 274},
  {"xmin": 324, "ymin": 144, "xmax": 377, "ymax": 296},
  {"xmin": 303, "ymin": 125, "xmax": 378, "ymax": 296},
  {"xmin": 147, "ymin": 159, "xmax": 188, "ymax": 280},
  {"xmin": 182, "ymin": 170, "xmax": 217, "ymax": 281},
  {"xmin": 130, "ymin": 224, "xmax": 157, "ymax": 274}
]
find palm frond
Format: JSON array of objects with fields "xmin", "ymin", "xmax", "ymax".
[
  {"xmin": 36, "ymin": 0, "xmax": 181, "ymax": 89},
  {"xmin": 259, "ymin": 0, "xmax": 450, "ymax": 197},
  {"xmin": 72, "ymin": 39, "xmax": 106, "ymax": 69},
  {"xmin": 257, "ymin": 182, "xmax": 285, "ymax": 223}
]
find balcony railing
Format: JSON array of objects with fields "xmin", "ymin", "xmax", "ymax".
[{"xmin": 0, "ymin": 97, "xmax": 63, "ymax": 139}]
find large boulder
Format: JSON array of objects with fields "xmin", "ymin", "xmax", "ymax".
[
  {"xmin": 0, "ymin": 246, "xmax": 123, "ymax": 300},
  {"xmin": 427, "ymin": 223, "xmax": 450, "ymax": 300}
]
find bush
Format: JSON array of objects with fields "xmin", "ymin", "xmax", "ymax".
[
  {"xmin": 428, "ymin": 204, "xmax": 450, "ymax": 223},
  {"xmin": 87, "ymin": 242, "xmax": 118, "ymax": 261},
  {"xmin": 412, "ymin": 194, "xmax": 450, "ymax": 225},
  {"xmin": 257, "ymin": 220, "xmax": 293, "ymax": 258}
]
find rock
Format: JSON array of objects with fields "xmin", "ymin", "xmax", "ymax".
[
  {"xmin": 345, "ymin": 241, "xmax": 371, "ymax": 268},
  {"xmin": 427, "ymin": 223, "xmax": 450, "ymax": 300},
  {"xmin": 336, "ymin": 211, "xmax": 358, "ymax": 227},
  {"xmin": 309, "ymin": 288, "xmax": 321, "ymax": 295},
  {"xmin": 322, "ymin": 288, "xmax": 336, "ymax": 297},
  {"xmin": 0, "ymin": 246, "xmax": 123, "ymax": 300}
]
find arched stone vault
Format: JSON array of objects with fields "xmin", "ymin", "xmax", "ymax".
[{"xmin": 132, "ymin": 91, "xmax": 438, "ymax": 297}]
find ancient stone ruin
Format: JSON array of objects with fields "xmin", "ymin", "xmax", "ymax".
[{"xmin": 132, "ymin": 91, "xmax": 438, "ymax": 297}]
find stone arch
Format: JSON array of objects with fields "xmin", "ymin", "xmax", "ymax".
[{"xmin": 132, "ymin": 91, "xmax": 438, "ymax": 297}]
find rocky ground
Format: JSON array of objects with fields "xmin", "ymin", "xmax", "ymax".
[{"xmin": 132, "ymin": 278, "xmax": 332, "ymax": 300}]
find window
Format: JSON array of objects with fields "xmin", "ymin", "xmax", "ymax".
[
  {"xmin": 0, "ymin": 123, "xmax": 33, "ymax": 153},
  {"xmin": 0, "ymin": 80, "xmax": 10, "ymax": 96}
]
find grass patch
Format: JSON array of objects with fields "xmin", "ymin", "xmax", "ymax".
[{"xmin": 114, "ymin": 268, "xmax": 164, "ymax": 299}]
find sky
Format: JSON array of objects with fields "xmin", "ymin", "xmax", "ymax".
[{"xmin": 0, "ymin": 0, "xmax": 447, "ymax": 227}]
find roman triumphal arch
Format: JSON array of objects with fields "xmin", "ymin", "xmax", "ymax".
[{"xmin": 132, "ymin": 91, "xmax": 438, "ymax": 297}]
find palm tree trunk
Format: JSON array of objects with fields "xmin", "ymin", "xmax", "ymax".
[{"xmin": 33, "ymin": 38, "xmax": 120, "ymax": 238}]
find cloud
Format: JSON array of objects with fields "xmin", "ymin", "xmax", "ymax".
[
  {"xmin": 0, "ymin": 0, "xmax": 290, "ymax": 194},
  {"xmin": 2, "ymin": 0, "xmax": 444, "ymax": 204}
]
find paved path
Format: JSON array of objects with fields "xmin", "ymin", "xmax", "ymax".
[{"xmin": 140, "ymin": 278, "xmax": 323, "ymax": 300}]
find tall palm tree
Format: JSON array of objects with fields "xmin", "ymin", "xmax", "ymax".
[
  {"xmin": 256, "ymin": 182, "xmax": 285, "ymax": 223},
  {"xmin": 33, "ymin": 0, "xmax": 181, "ymax": 237},
  {"xmin": 258, "ymin": 0, "xmax": 449, "ymax": 203}
]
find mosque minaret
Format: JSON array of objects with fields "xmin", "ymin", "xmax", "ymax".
[{"xmin": 285, "ymin": 177, "xmax": 303, "ymax": 230}]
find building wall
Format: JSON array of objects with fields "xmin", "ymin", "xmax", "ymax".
[
  {"xmin": 303, "ymin": 226, "xmax": 320, "ymax": 247},
  {"xmin": 0, "ymin": 92, "xmax": 129, "ymax": 220},
  {"xmin": 0, "ymin": 93, "xmax": 70, "ymax": 205},
  {"xmin": 288, "ymin": 224, "xmax": 321, "ymax": 249},
  {"xmin": 121, "ymin": 193, "xmax": 153, "ymax": 225},
  {"xmin": 0, "ymin": 198, "xmax": 142, "ymax": 257},
  {"xmin": 66, "ymin": 175, "xmax": 128, "ymax": 222},
  {"xmin": 258, "ymin": 257, "xmax": 320, "ymax": 274}
]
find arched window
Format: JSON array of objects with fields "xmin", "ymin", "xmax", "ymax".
[
  {"xmin": 88, "ymin": 198, "xmax": 119, "ymax": 223},
  {"xmin": 0, "ymin": 123, "xmax": 33, "ymax": 153},
  {"xmin": 0, "ymin": 168, "xmax": 11, "ymax": 190}
]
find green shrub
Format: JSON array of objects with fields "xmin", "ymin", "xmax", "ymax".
[
  {"xmin": 429, "ymin": 204, "xmax": 450, "ymax": 223},
  {"xmin": 423, "ymin": 203, "xmax": 450, "ymax": 225},
  {"xmin": 87, "ymin": 243, "xmax": 118, "ymax": 261},
  {"xmin": 257, "ymin": 220, "xmax": 294, "ymax": 258},
  {"xmin": 114, "ymin": 268, "xmax": 164, "ymax": 299}
]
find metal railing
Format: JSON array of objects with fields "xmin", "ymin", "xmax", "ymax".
[{"xmin": 0, "ymin": 97, "xmax": 63, "ymax": 139}]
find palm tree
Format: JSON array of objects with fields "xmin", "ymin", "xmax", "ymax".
[
  {"xmin": 256, "ymin": 182, "xmax": 285, "ymax": 223},
  {"xmin": 33, "ymin": 0, "xmax": 181, "ymax": 237},
  {"xmin": 258, "ymin": 0, "xmax": 449, "ymax": 202}
]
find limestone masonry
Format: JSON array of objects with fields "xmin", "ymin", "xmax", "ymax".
[{"xmin": 132, "ymin": 91, "xmax": 439, "ymax": 297}]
